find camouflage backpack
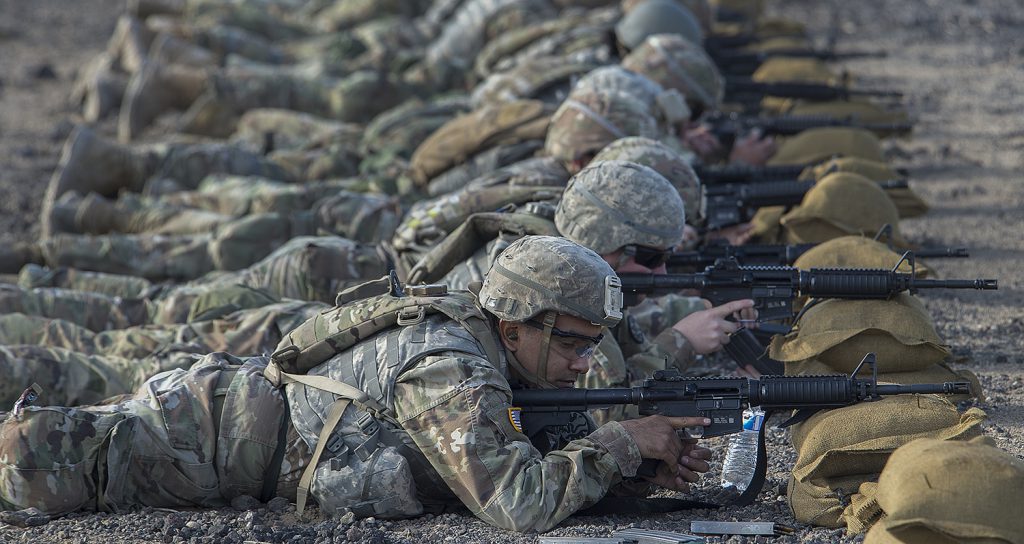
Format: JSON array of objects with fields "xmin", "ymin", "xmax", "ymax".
[
  {"xmin": 263, "ymin": 273, "xmax": 502, "ymax": 516},
  {"xmin": 268, "ymin": 273, "xmax": 499, "ymax": 376},
  {"xmin": 409, "ymin": 99, "xmax": 555, "ymax": 186}
]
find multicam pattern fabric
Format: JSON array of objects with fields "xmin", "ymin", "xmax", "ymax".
[
  {"xmin": 0, "ymin": 355, "xmax": 289, "ymax": 515},
  {"xmin": 286, "ymin": 311, "xmax": 641, "ymax": 530}
]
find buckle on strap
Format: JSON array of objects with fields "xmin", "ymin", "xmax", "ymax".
[
  {"xmin": 396, "ymin": 306, "xmax": 426, "ymax": 326},
  {"xmin": 270, "ymin": 344, "xmax": 300, "ymax": 366},
  {"xmin": 263, "ymin": 361, "xmax": 284, "ymax": 388}
]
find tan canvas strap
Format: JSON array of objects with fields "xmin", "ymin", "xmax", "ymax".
[
  {"xmin": 264, "ymin": 362, "xmax": 386, "ymax": 414},
  {"xmin": 296, "ymin": 398, "xmax": 349, "ymax": 516}
]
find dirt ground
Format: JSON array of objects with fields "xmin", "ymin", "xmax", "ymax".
[{"xmin": 0, "ymin": 0, "xmax": 1022, "ymax": 543}]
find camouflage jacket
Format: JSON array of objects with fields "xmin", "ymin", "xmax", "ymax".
[{"xmin": 284, "ymin": 313, "xmax": 641, "ymax": 531}]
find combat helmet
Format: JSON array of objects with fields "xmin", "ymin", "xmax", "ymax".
[
  {"xmin": 543, "ymin": 88, "xmax": 661, "ymax": 172},
  {"xmin": 593, "ymin": 136, "xmax": 701, "ymax": 222},
  {"xmin": 615, "ymin": 0, "xmax": 704, "ymax": 51},
  {"xmin": 573, "ymin": 66, "xmax": 692, "ymax": 128},
  {"xmin": 479, "ymin": 235, "xmax": 623, "ymax": 388},
  {"xmin": 555, "ymin": 159, "xmax": 686, "ymax": 254},
  {"xmin": 621, "ymin": 33, "xmax": 725, "ymax": 114}
]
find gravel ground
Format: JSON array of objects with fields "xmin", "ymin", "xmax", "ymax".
[{"xmin": 1, "ymin": 0, "xmax": 1022, "ymax": 542}]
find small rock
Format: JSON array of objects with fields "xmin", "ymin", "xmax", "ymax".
[
  {"xmin": 28, "ymin": 63, "xmax": 57, "ymax": 80},
  {"xmin": 232, "ymin": 494, "xmax": 261, "ymax": 511},
  {"xmin": 338, "ymin": 512, "xmax": 356, "ymax": 525},
  {"xmin": 267, "ymin": 496, "xmax": 291, "ymax": 513},
  {"xmin": 185, "ymin": 520, "xmax": 199, "ymax": 529},
  {"xmin": 0, "ymin": 507, "xmax": 50, "ymax": 527},
  {"xmin": 345, "ymin": 526, "xmax": 363, "ymax": 541}
]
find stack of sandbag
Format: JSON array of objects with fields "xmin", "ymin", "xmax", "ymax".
[
  {"xmin": 857, "ymin": 436, "xmax": 1024, "ymax": 543},
  {"xmin": 765, "ymin": 237, "xmax": 987, "ymax": 529}
]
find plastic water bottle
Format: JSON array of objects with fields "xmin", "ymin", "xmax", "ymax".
[{"xmin": 720, "ymin": 408, "xmax": 764, "ymax": 492}]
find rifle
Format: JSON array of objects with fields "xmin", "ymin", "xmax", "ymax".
[
  {"xmin": 693, "ymin": 163, "xmax": 809, "ymax": 184},
  {"xmin": 513, "ymin": 354, "xmax": 971, "ymax": 505},
  {"xmin": 724, "ymin": 77, "xmax": 903, "ymax": 103},
  {"xmin": 700, "ymin": 178, "xmax": 908, "ymax": 231},
  {"xmin": 693, "ymin": 163, "xmax": 912, "ymax": 185},
  {"xmin": 704, "ymin": 111, "xmax": 913, "ymax": 150},
  {"xmin": 618, "ymin": 257, "xmax": 997, "ymax": 373},
  {"xmin": 667, "ymin": 240, "xmax": 969, "ymax": 269},
  {"xmin": 710, "ymin": 48, "xmax": 887, "ymax": 75}
]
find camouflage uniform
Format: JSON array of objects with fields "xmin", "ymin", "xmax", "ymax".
[
  {"xmin": 50, "ymin": 180, "xmax": 401, "ymax": 245},
  {"xmin": 0, "ymin": 237, "xmax": 644, "ymax": 533},
  {"xmin": 0, "ymin": 298, "xmax": 326, "ymax": 406}
]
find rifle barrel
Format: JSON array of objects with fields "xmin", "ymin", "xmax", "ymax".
[{"xmin": 914, "ymin": 247, "xmax": 969, "ymax": 258}]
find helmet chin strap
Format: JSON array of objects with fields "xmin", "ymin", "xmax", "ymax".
[
  {"xmin": 534, "ymin": 311, "xmax": 558, "ymax": 388},
  {"xmin": 506, "ymin": 311, "xmax": 560, "ymax": 389}
]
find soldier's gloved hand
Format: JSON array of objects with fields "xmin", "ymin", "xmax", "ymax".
[
  {"xmin": 620, "ymin": 416, "xmax": 713, "ymax": 491},
  {"xmin": 671, "ymin": 299, "xmax": 755, "ymax": 354},
  {"xmin": 729, "ymin": 129, "xmax": 778, "ymax": 166}
]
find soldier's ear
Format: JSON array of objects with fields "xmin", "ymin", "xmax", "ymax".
[{"xmin": 498, "ymin": 320, "xmax": 521, "ymax": 351}]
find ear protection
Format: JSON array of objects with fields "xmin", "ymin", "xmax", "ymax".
[{"xmin": 506, "ymin": 331, "xmax": 519, "ymax": 340}]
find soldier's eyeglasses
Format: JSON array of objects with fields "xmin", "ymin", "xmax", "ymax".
[
  {"xmin": 624, "ymin": 245, "xmax": 672, "ymax": 269},
  {"xmin": 523, "ymin": 319, "xmax": 604, "ymax": 359}
]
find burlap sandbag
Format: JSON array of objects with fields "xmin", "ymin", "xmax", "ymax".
[
  {"xmin": 749, "ymin": 205, "xmax": 786, "ymax": 243},
  {"xmin": 752, "ymin": 57, "xmax": 838, "ymax": 85},
  {"xmin": 863, "ymin": 436, "xmax": 1024, "ymax": 543},
  {"xmin": 768, "ymin": 127, "xmax": 885, "ymax": 166},
  {"xmin": 797, "ymin": 157, "xmax": 928, "ymax": 219},
  {"xmin": 792, "ymin": 236, "xmax": 930, "ymax": 278},
  {"xmin": 783, "ymin": 358, "xmax": 983, "ymax": 403},
  {"xmin": 786, "ymin": 100, "xmax": 911, "ymax": 128},
  {"xmin": 409, "ymin": 99, "xmax": 553, "ymax": 186},
  {"xmin": 787, "ymin": 395, "xmax": 986, "ymax": 527},
  {"xmin": 770, "ymin": 295, "xmax": 950, "ymax": 374},
  {"xmin": 779, "ymin": 172, "xmax": 910, "ymax": 247}
]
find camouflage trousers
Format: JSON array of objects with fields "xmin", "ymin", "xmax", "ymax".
[
  {"xmin": 0, "ymin": 354, "xmax": 288, "ymax": 515},
  {"xmin": 0, "ymin": 299, "xmax": 326, "ymax": 405}
]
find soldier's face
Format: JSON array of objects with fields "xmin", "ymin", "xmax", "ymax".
[{"xmin": 515, "ymin": 314, "xmax": 603, "ymax": 388}]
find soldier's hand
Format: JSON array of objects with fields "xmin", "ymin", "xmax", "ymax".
[
  {"xmin": 619, "ymin": 415, "xmax": 711, "ymax": 483},
  {"xmin": 684, "ymin": 125, "xmax": 723, "ymax": 158},
  {"xmin": 729, "ymin": 129, "xmax": 778, "ymax": 166},
  {"xmin": 672, "ymin": 299, "xmax": 756, "ymax": 354},
  {"xmin": 647, "ymin": 438, "xmax": 714, "ymax": 491}
]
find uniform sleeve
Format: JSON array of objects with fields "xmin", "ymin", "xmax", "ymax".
[{"xmin": 392, "ymin": 353, "xmax": 642, "ymax": 532}]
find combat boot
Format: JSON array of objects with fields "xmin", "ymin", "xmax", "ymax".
[
  {"xmin": 149, "ymin": 33, "xmax": 218, "ymax": 68},
  {"xmin": 118, "ymin": 61, "xmax": 210, "ymax": 142},
  {"xmin": 107, "ymin": 15, "xmax": 154, "ymax": 74},
  {"xmin": 42, "ymin": 126, "xmax": 159, "ymax": 235},
  {"xmin": 44, "ymin": 192, "xmax": 124, "ymax": 237},
  {"xmin": 70, "ymin": 53, "xmax": 130, "ymax": 122},
  {"xmin": 128, "ymin": 0, "xmax": 185, "ymax": 19}
]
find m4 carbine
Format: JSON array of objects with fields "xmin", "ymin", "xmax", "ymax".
[
  {"xmin": 667, "ymin": 240, "xmax": 969, "ymax": 269},
  {"xmin": 512, "ymin": 354, "xmax": 971, "ymax": 505},
  {"xmin": 618, "ymin": 257, "xmax": 997, "ymax": 374},
  {"xmin": 693, "ymin": 162, "xmax": 911, "ymax": 185},
  {"xmin": 724, "ymin": 78, "xmax": 903, "ymax": 104},
  {"xmin": 700, "ymin": 178, "xmax": 908, "ymax": 231},
  {"xmin": 704, "ymin": 112, "xmax": 913, "ymax": 150},
  {"xmin": 710, "ymin": 48, "xmax": 887, "ymax": 75}
]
